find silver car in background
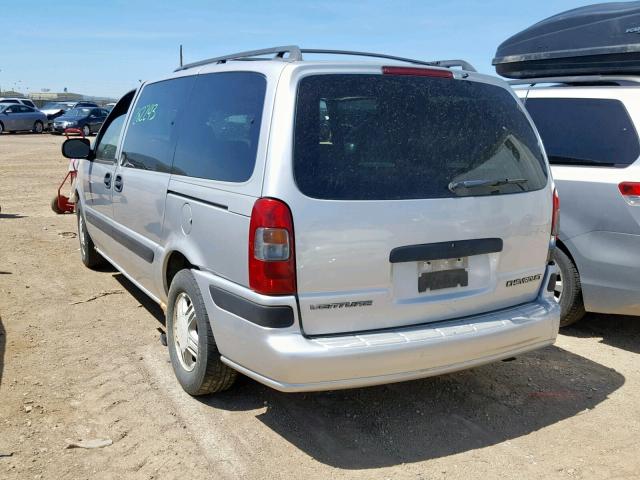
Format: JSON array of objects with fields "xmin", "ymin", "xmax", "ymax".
[
  {"xmin": 515, "ymin": 77, "xmax": 640, "ymax": 326},
  {"xmin": 0, "ymin": 97, "xmax": 38, "ymax": 109},
  {"xmin": 0, "ymin": 103, "xmax": 48, "ymax": 134}
]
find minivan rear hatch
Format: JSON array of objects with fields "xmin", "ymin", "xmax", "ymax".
[{"xmin": 288, "ymin": 68, "xmax": 551, "ymax": 336}]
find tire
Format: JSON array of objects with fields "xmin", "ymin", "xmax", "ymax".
[
  {"xmin": 76, "ymin": 203, "xmax": 103, "ymax": 269},
  {"xmin": 553, "ymin": 248, "xmax": 586, "ymax": 327},
  {"xmin": 166, "ymin": 269, "xmax": 237, "ymax": 395},
  {"xmin": 0, "ymin": 122, "xmax": 4, "ymax": 134},
  {"xmin": 51, "ymin": 196, "xmax": 64, "ymax": 214},
  {"xmin": 33, "ymin": 121, "xmax": 44, "ymax": 134},
  {"xmin": 82, "ymin": 125, "xmax": 91, "ymax": 137}
]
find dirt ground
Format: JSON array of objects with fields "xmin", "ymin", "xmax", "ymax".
[{"xmin": 0, "ymin": 134, "xmax": 639, "ymax": 480}]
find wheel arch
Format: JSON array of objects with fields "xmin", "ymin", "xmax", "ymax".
[
  {"xmin": 163, "ymin": 250, "xmax": 199, "ymax": 295},
  {"xmin": 555, "ymin": 238, "xmax": 580, "ymax": 274}
]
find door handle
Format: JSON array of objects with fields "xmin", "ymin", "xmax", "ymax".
[
  {"xmin": 114, "ymin": 174, "xmax": 123, "ymax": 192},
  {"xmin": 104, "ymin": 172, "xmax": 112, "ymax": 188}
]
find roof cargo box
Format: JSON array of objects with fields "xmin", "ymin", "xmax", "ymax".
[{"xmin": 493, "ymin": 2, "xmax": 640, "ymax": 79}]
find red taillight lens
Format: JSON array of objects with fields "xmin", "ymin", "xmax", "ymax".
[
  {"xmin": 249, "ymin": 198, "xmax": 296, "ymax": 295},
  {"xmin": 619, "ymin": 182, "xmax": 640, "ymax": 195},
  {"xmin": 382, "ymin": 66, "xmax": 453, "ymax": 78},
  {"xmin": 551, "ymin": 188, "xmax": 560, "ymax": 237},
  {"xmin": 619, "ymin": 182, "xmax": 640, "ymax": 206}
]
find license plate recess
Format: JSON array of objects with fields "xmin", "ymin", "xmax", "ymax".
[{"xmin": 418, "ymin": 257, "xmax": 469, "ymax": 292}]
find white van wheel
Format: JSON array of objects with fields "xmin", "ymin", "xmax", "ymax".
[{"xmin": 553, "ymin": 248, "xmax": 586, "ymax": 327}]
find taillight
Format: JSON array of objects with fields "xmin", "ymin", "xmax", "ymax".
[
  {"xmin": 551, "ymin": 188, "xmax": 560, "ymax": 238},
  {"xmin": 382, "ymin": 66, "xmax": 453, "ymax": 78},
  {"xmin": 619, "ymin": 182, "xmax": 640, "ymax": 206},
  {"xmin": 249, "ymin": 198, "xmax": 296, "ymax": 295}
]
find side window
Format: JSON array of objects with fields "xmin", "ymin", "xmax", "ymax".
[
  {"xmin": 526, "ymin": 98, "xmax": 640, "ymax": 167},
  {"xmin": 121, "ymin": 77, "xmax": 194, "ymax": 172},
  {"xmin": 172, "ymin": 72, "xmax": 266, "ymax": 182},
  {"xmin": 24, "ymin": 101, "xmax": 35, "ymax": 108},
  {"xmin": 95, "ymin": 115, "xmax": 126, "ymax": 163},
  {"xmin": 5, "ymin": 106, "xmax": 17, "ymax": 113}
]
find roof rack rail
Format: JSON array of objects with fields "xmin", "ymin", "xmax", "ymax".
[
  {"xmin": 429, "ymin": 59, "xmax": 477, "ymax": 72},
  {"xmin": 509, "ymin": 75, "xmax": 640, "ymax": 87},
  {"xmin": 300, "ymin": 50, "xmax": 477, "ymax": 72},
  {"xmin": 175, "ymin": 45, "xmax": 302, "ymax": 71},
  {"xmin": 176, "ymin": 45, "xmax": 477, "ymax": 73}
]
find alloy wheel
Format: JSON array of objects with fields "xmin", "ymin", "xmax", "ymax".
[
  {"xmin": 172, "ymin": 292, "xmax": 199, "ymax": 372},
  {"xmin": 553, "ymin": 271, "xmax": 563, "ymax": 303}
]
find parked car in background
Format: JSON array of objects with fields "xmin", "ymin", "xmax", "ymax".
[
  {"xmin": 40, "ymin": 101, "xmax": 99, "ymax": 124},
  {"xmin": 51, "ymin": 107, "xmax": 109, "ymax": 136},
  {"xmin": 514, "ymin": 77, "xmax": 640, "ymax": 326},
  {"xmin": 62, "ymin": 46, "xmax": 560, "ymax": 396},
  {"xmin": 0, "ymin": 103, "xmax": 47, "ymax": 134},
  {"xmin": 0, "ymin": 97, "xmax": 37, "ymax": 109}
]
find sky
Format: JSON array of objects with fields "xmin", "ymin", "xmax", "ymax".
[{"xmin": 2, "ymin": 0, "xmax": 623, "ymax": 99}]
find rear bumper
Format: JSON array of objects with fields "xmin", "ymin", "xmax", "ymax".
[
  {"xmin": 193, "ymin": 268, "xmax": 560, "ymax": 392},
  {"xmin": 565, "ymin": 231, "xmax": 640, "ymax": 316}
]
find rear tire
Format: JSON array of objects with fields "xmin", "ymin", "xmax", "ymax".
[
  {"xmin": 76, "ymin": 203, "xmax": 104, "ymax": 269},
  {"xmin": 166, "ymin": 269, "xmax": 237, "ymax": 395},
  {"xmin": 553, "ymin": 248, "xmax": 586, "ymax": 327},
  {"xmin": 33, "ymin": 121, "xmax": 44, "ymax": 134}
]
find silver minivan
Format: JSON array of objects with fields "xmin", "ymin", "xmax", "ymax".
[
  {"xmin": 514, "ymin": 77, "xmax": 640, "ymax": 326},
  {"xmin": 63, "ymin": 47, "xmax": 560, "ymax": 395}
]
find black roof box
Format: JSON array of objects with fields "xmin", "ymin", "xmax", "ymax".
[{"xmin": 493, "ymin": 2, "xmax": 640, "ymax": 79}]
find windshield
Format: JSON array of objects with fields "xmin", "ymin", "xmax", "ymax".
[
  {"xmin": 294, "ymin": 74, "xmax": 548, "ymax": 200},
  {"xmin": 64, "ymin": 108, "xmax": 92, "ymax": 118}
]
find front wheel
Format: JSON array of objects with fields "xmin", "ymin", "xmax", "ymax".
[
  {"xmin": 166, "ymin": 269, "xmax": 237, "ymax": 395},
  {"xmin": 82, "ymin": 125, "xmax": 91, "ymax": 137},
  {"xmin": 76, "ymin": 203, "xmax": 104, "ymax": 269},
  {"xmin": 33, "ymin": 121, "xmax": 44, "ymax": 134},
  {"xmin": 553, "ymin": 248, "xmax": 586, "ymax": 327}
]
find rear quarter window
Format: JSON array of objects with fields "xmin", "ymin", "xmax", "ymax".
[
  {"xmin": 525, "ymin": 97, "xmax": 640, "ymax": 168},
  {"xmin": 294, "ymin": 74, "xmax": 548, "ymax": 200},
  {"xmin": 172, "ymin": 72, "xmax": 266, "ymax": 182}
]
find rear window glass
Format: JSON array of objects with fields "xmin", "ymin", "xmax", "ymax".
[
  {"xmin": 294, "ymin": 74, "xmax": 547, "ymax": 200},
  {"xmin": 525, "ymin": 98, "xmax": 639, "ymax": 168}
]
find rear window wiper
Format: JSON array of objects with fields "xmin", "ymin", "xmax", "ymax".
[{"xmin": 448, "ymin": 178, "xmax": 528, "ymax": 193}]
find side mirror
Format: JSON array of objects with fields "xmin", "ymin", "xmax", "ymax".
[{"xmin": 62, "ymin": 138, "xmax": 92, "ymax": 159}]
